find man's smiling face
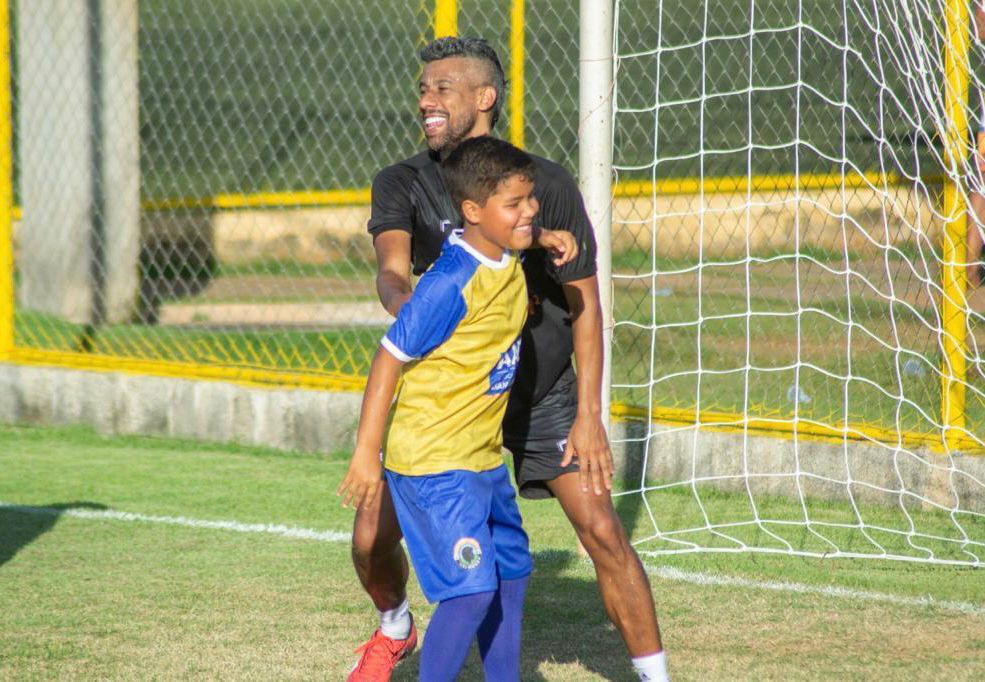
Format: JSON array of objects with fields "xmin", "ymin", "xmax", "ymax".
[{"xmin": 418, "ymin": 57, "xmax": 491, "ymax": 156}]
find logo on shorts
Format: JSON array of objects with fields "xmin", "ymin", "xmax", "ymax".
[
  {"xmin": 556, "ymin": 438, "xmax": 567, "ymax": 453},
  {"xmin": 452, "ymin": 537, "xmax": 482, "ymax": 570}
]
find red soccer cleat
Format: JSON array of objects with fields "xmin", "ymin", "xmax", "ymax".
[{"xmin": 346, "ymin": 617, "xmax": 418, "ymax": 682}]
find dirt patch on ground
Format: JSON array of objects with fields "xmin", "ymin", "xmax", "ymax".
[
  {"xmin": 154, "ymin": 274, "xmax": 384, "ymax": 328},
  {"xmin": 192, "ymin": 275, "xmax": 377, "ymax": 303},
  {"xmin": 616, "ymin": 258, "xmax": 968, "ymax": 311}
]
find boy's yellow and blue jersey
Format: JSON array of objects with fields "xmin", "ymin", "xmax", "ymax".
[{"xmin": 381, "ymin": 231, "xmax": 527, "ymax": 476}]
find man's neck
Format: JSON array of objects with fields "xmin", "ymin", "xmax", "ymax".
[
  {"xmin": 437, "ymin": 123, "xmax": 495, "ymax": 160},
  {"xmin": 468, "ymin": 122, "xmax": 493, "ymax": 140}
]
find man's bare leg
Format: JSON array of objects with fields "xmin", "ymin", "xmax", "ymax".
[{"xmin": 547, "ymin": 472, "xmax": 662, "ymax": 657}]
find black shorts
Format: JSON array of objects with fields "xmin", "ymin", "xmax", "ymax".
[{"xmin": 503, "ymin": 365, "xmax": 579, "ymax": 500}]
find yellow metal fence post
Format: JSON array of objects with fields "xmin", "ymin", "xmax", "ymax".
[
  {"xmin": 509, "ymin": 0, "xmax": 525, "ymax": 148},
  {"xmin": 941, "ymin": 0, "xmax": 971, "ymax": 450},
  {"xmin": 434, "ymin": 0, "xmax": 457, "ymax": 38},
  {"xmin": 0, "ymin": 0, "xmax": 12, "ymax": 359}
]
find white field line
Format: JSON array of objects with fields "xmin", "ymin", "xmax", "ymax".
[
  {"xmin": 0, "ymin": 502, "xmax": 351, "ymax": 543},
  {"xmin": 3, "ymin": 502, "xmax": 982, "ymax": 616},
  {"xmin": 643, "ymin": 565, "xmax": 985, "ymax": 616}
]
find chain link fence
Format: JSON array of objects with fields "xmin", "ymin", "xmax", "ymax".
[
  {"xmin": 11, "ymin": 0, "xmax": 435, "ymax": 387},
  {"xmin": 7, "ymin": 0, "xmax": 587, "ymax": 391},
  {"xmin": 4, "ymin": 1, "xmax": 983, "ymax": 448},
  {"xmin": 610, "ymin": 0, "xmax": 984, "ymax": 449}
]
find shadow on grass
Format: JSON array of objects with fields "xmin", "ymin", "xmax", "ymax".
[
  {"xmin": 392, "ymin": 550, "xmax": 636, "ymax": 681},
  {"xmin": 0, "ymin": 502, "xmax": 108, "ymax": 567}
]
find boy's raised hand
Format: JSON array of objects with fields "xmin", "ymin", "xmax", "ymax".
[{"xmin": 337, "ymin": 451, "xmax": 383, "ymax": 509}]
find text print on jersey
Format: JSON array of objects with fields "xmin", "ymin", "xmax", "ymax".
[{"xmin": 488, "ymin": 337, "xmax": 522, "ymax": 394}]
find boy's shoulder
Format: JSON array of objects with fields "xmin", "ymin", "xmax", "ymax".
[
  {"xmin": 424, "ymin": 231, "xmax": 516, "ymax": 285},
  {"xmin": 422, "ymin": 234, "xmax": 482, "ymax": 290},
  {"xmin": 401, "ymin": 234, "xmax": 520, "ymax": 328}
]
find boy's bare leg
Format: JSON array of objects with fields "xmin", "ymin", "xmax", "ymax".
[
  {"xmin": 547, "ymin": 472, "xmax": 663, "ymax": 657},
  {"xmin": 351, "ymin": 480, "xmax": 409, "ymax": 610},
  {"xmin": 347, "ymin": 482, "xmax": 416, "ymax": 681}
]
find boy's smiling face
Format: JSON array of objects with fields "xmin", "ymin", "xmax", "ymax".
[{"xmin": 464, "ymin": 174, "xmax": 539, "ymax": 255}]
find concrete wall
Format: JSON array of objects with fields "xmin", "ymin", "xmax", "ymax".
[
  {"xmin": 0, "ymin": 364, "xmax": 361, "ymax": 454},
  {"xmin": 17, "ymin": 0, "xmax": 94, "ymax": 322},
  {"xmin": 615, "ymin": 422, "xmax": 985, "ymax": 515},
  {"xmin": 17, "ymin": 0, "xmax": 140, "ymax": 324},
  {"xmin": 610, "ymin": 186, "xmax": 943, "ymax": 259},
  {"xmin": 2, "ymin": 363, "xmax": 981, "ymax": 517},
  {"xmin": 197, "ymin": 184, "xmax": 941, "ymax": 269},
  {"xmin": 99, "ymin": 0, "xmax": 141, "ymax": 324}
]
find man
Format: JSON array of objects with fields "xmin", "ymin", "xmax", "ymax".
[{"xmin": 346, "ymin": 37, "xmax": 668, "ymax": 682}]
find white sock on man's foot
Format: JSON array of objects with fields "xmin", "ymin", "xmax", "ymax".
[
  {"xmin": 632, "ymin": 650, "xmax": 669, "ymax": 682},
  {"xmin": 378, "ymin": 598, "xmax": 412, "ymax": 640}
]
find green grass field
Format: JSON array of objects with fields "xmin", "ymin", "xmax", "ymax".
[{"xmin": 1, "ymin": 424, "xmax": 983, "ymax": 679}]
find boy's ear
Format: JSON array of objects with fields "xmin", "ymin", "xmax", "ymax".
[{"xmin": 460, "ymin": 198, "xmax": 482, "ymax": 224}]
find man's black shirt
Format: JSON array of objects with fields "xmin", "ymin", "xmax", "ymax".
[{"xmin": 368, "ymin": 149, "xmax": 598, "ymax": 407}]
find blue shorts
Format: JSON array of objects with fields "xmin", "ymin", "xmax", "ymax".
[{"xmin": 385, "ymin": 465, "xmax": 532, "ymax": 603}]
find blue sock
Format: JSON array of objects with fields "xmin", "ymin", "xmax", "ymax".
[
  {"xmin": 476, "ymin": 575, "xmax": 529, "ymax": 681},
  {"xmin": 419, "ymin": 590, "xmax": 496, "ymax": 682}
]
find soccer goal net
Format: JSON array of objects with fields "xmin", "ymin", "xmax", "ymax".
[{"xmin": 607, "ymin": 0, "xmax": 985, "ymax": 565}]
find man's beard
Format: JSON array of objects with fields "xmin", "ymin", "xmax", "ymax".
[{"xmin": 428, "ymin": 110, "xmax": 479, "ymax": 156}]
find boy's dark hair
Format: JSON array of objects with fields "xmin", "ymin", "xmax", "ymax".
[
  {"xmin": 442, "ymin": 136, "xmax": 536, "ymax": 209},
  {"xmin": 420, "ymin": 36, "xmax": 507, "ymax": 129}
]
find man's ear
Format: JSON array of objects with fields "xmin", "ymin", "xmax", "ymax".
[
  {"xmin": 460, "ymin": 198, "xmax": 482, "ymax": 225},
  {"xmin": 477, "ymin": 85, "xmax": 497, "ymax": 116}
]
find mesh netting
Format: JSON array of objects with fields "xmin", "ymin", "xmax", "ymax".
[{"xmin": 610, "ymin": 0, "xmax": 985, "ymax": 564}]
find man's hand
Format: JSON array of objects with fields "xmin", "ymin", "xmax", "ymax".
[
  {"xmin": 337, "ymin": 450, "xmax": 384, "ymax": 509},
  {"xmin": 560, "ymin": 412, "xmax": 614, "ymax": 495},
  {"xmin": 535, "ymin": 228, "xmax": 579, "ymax": 267}
]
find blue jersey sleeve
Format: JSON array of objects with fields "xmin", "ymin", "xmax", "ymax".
[{"xmin": 382, "ymin": 272, "xmax": 467, "ymax": 361}]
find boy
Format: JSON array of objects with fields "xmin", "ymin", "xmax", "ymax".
[{"xmin": 338, "ymin": 136, "xmax": 538, "ymax": 681}]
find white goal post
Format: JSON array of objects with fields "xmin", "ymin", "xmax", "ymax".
[{"xmin": 579, "ymin": 0, "xmax": 616, "ymax": 433}]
